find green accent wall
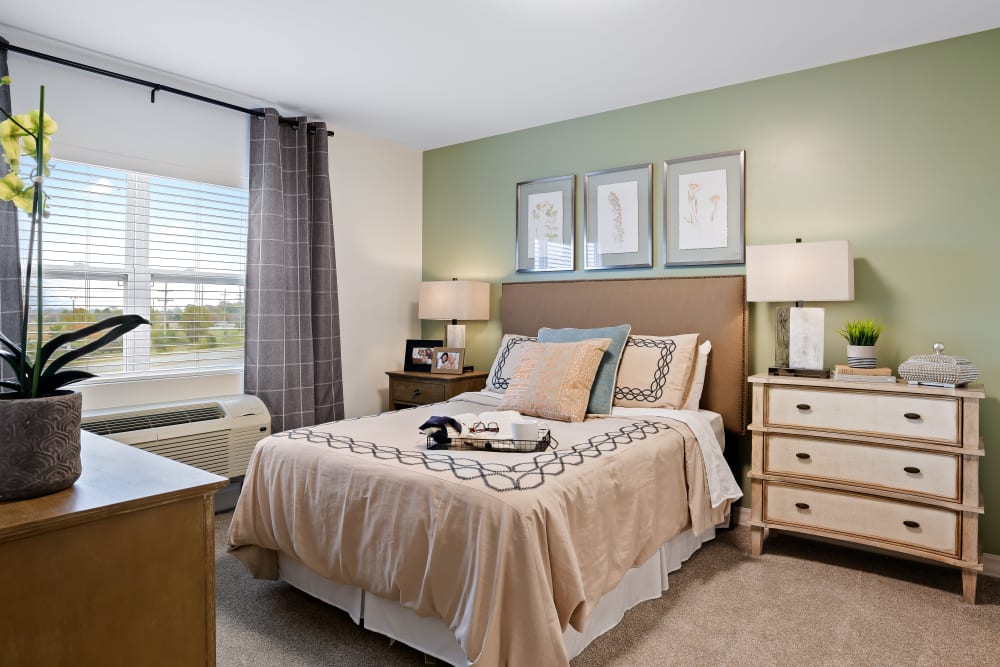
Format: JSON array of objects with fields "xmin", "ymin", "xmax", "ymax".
[{"xmin": 423, "ymin": 30, "xmax": 1000, "ymax": 552}]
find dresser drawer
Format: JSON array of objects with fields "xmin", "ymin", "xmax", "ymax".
[
  {"xmin": 391, "ymin": 380, "xmax": 445, "ymax": 405},
  {"xmin": 767, "ymin": 387, "xmax": 960, "ymax": 444},
  {"xmin": 764, "ymin": 482, "xmax": 959, "ymax": 556},
  {"xmin": 764, "ymin": 434, "xmax": 960, "ymax": 501}
]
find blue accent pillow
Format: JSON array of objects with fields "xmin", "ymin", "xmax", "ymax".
[{"xmin": 537, "ymin": 324, "xmax": 631, "ymax": 415}]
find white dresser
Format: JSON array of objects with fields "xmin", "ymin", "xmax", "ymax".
[{"xmin": 748, "ymin": 374, "xmax": 986, "ymax": 603}]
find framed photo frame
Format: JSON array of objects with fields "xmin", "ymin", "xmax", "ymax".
[
  {"xmin": 430, "ymin": 347, "xmax": 464, "ymax": 375},
  {"xmin": 584, "ymin": 163, "xmax": 652, "ymax": 270},
  {"xmin": 404, "ymin": 339, "xmax": 443, "ymax": 372},
  {"xmin": 664, "ymin": 150, "xmax": 745, "ymax": 267},
  {"xmin": 515, "ymin": 175, "xmax": 575, "ymax": 272}
]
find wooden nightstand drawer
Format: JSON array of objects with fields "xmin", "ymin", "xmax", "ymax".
[
  {"xmin": 767, "ymin": 386, "xmax": 959, "ymax": 444},
  {"xmin": 764, "ymin": 482, "xmax": 959, "ymax": 557},
  {"xmin": 764, "ymin": 434, "xmax": 960, "ymax": 501},
  {"xmin": 391, "ymin": 379, "xmax": 445, "ymax": 405}
]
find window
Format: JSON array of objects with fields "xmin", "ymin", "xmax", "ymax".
[{"xmin": 18, "ymin": 160, "xmax": 248, "ymax": 380}]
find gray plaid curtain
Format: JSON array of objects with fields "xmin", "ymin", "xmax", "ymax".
[
  {"xmin": 0, "ymin": 39, "xmax": 23, "ymax": 386},
  {"xmin": 245, "ymin": 108, "xmax": 344, "ymax": 432}
]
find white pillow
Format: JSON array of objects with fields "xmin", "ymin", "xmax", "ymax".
[
  {"xmin": 613, "ymin": 333, "xmax": 698, "ymax": 409},
  {"xmin": 485, "ymin": 334, "xmax": 537, "ymax": 393},
  {"xmin": 683, "ymin": 340, "xmax": 712, "ymax": 410}
]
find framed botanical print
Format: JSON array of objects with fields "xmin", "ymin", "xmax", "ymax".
[
  {"xmin": 584, "ymin": 163, "xmax": 652, "ymax": 270},
  {"xmin": 515, "ymin": 175, "xmax": 575, "ymax": 272},
  {"xmin": 664, "ymin": 150, "xmax": 745, "ymax": 267}
]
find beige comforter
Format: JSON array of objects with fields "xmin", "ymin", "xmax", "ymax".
[{"xmin": 228, "ymin": 393, "xmax": 729, "ymax": 666}]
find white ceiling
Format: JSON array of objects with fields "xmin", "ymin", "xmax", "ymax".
[{"xmin": 4, "ymin": 1, "xmax": 1000, "ymax": 149}]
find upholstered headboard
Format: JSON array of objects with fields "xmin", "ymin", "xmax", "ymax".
[{"xmin": 500, "ymin": 276, "xmax": 748, "ymax": 433}]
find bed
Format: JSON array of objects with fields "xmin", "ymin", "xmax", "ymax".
[{"xmin": 228, "ymin": 275, "xmax": 747, "ymax": 666}]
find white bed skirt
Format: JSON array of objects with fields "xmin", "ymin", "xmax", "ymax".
[{"xmin": 278, "ymin": 525, "xmax": 716, "ymax": 665}]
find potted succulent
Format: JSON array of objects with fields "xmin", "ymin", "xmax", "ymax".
[
  {"xmin": 838, "ymin": 319, "xmax": 883, "ymax": 369},
  {"xmin": 0, "ymin": 79, "xmax": 148, "ymax": 501}
]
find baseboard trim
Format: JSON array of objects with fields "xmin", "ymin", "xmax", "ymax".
[
  {"xmin": 734, "ymin": 506, "xmax": 999, "ymax": 578},
  {"xmin": 984, "ymin": 553, "xmax": 1000, "ymax": 578},
  {"xmin": 736, "ymin": 506, "xmax": 750, "ymax": 526}
]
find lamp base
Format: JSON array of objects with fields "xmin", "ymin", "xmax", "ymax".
[
  {"xmin": 768, "ymin": 366, "xmax": 831, "ymax": 379},
  {"xmin": 775, "ymin": 306, "xmax": 826, "ymax": 371},
  {"xmin": 446, "ymin": 324, "xmax": 466, "ymax": 349}
]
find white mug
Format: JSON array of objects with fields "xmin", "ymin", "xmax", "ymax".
[{"xmin": 511, "ymin": 419, "xmax": 544, "ymax": 441}]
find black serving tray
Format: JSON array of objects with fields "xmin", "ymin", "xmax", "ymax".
[{"xmin": 426, "ymin": 431, "xmax": 552, "ymax": 453}]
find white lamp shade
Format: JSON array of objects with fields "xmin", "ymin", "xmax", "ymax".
[
  {"xmin": 418, "ymin": 281, "xmax": 490, "ymax": 321},
  {"xmin": 746, "ymin": 240, "xmax": 855, "ymax": 303}
]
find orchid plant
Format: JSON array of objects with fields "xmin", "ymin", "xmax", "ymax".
[{"xmin": 0, "ymin": 78, "xmax": 148, "ymax": 398}]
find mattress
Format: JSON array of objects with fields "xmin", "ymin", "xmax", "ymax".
[{"xmin": 228, "ymin": 391, "xmax": 741, "ymax": 666}]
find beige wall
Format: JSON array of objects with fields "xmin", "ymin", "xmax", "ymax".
[{"xmin": 330, "ymin": 127, "xmax": 422, "ymax": 417}]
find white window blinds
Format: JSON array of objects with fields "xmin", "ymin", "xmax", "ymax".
[{"xmin": 19, "ymin": 160, "xmax": 248, "ymax": 380}]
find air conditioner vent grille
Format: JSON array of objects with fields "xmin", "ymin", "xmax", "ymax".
[{"xmin": 82, "ymin": 403, "xmax": 225, "ymax": 436}]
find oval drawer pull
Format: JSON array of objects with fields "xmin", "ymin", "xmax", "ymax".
[
  {"xmin": 795, "ymin": 452, "xmax": 812, "ymax": 460},
  {"xmin": 412, "ymin": 388, "xmax": 421, "ymax": 397},
  {"xmin": 903, "ymin": 412, "xmax": 921, "ymax": 420},
  {"xmin": 794, "ymin": 502, "xmax": 810, "ymax": 510},
  {"xmin": 903, "ymin": 466, "xmax": 921, "ymax": 474},
  {"xmin": 796, "ymin": 403, "xmax": 811, "ymax": 411},
  {"xmin": 903, "ymin": 520, "xmax": 921, "ymax": 529}
]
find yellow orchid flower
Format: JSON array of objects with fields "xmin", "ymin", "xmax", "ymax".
[
  {"xmin": 0, "ymin": 118, "xmax": 24, "ymax": 172},
  {"xmin": 0, "ymin": 171, "xmax": 34, "ymax": 213},
  {"xmin": 18, "ymin": 110, "xmax": 58, "ymax": 137},
  {"xmin": 21, "ymin": 135, "xmax": 53, "ymax": 171}
]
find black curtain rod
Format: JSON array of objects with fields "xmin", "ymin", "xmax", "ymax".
[{"xmin": 1, "ymin": 41, "xmax": 334, "ymax": 137}]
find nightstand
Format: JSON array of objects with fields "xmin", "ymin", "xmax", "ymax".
[
  {"xmin": 748, "ymin": 374, "xmax": 986, "ymax": 603},
  {"xmin": 386, "ymin": 370, "xmax": 488, "ymax": 410}
]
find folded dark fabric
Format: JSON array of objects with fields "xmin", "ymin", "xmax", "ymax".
[{"xmin": 419, "ymin": 416, "xmax": 463, "ymax": 444}]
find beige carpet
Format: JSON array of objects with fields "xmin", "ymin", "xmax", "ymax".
[{"xmin": 215, "ymin": 512, "xmax": 1000, "ymax": 666}]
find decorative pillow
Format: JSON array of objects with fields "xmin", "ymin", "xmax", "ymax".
[
  {"xmin": 613, "ymin": 333, "xmax": 700, "ymax": 409},
  {"xmin": 536, "ymin": 324, "xmax": 631, "ymax": 415},
  {"xmin": 485, "ymin": 334, "xmax": 537, "ymax": 393},
  {"xmin": 682, "ymin": 340, "xmax": 712, "ymax": 410},
  {"xmin": 498, "ymin": 339, "xmax": 611, "ymax": 423}
]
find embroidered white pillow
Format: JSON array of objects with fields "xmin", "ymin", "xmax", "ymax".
[
  {"xmin": 485, "ymin": 334, "xmax": 537, "ymax": 393},
  {"xmin": 613, "ymin": 333, "xmax": 700, "ymax": 409}
]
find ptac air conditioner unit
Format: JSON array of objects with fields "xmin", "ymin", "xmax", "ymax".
[{"xmin": 81, "ymin": 394, "xmax": 271, "ymax": 479}]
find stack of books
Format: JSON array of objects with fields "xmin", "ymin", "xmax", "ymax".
[{"xmin": 832, "ymin": 365, "xmax": 897, "ymax": 383}]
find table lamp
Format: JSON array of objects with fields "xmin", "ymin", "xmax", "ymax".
[
  {"xmin": 746, "ymin": 239, "xmax": 854, "ymax": 374},
  {"xmin": 418, "ymin": 279, "xmax": 490, "ymax": 349}
]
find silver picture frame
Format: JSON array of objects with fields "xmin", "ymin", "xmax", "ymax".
[
  {"xmin": 583, "ymin": 163, "xmax": 653, "ymax": 270},
  {"xmin": 664, "ymin": 150, "xmax": 745, "ymax": 267},
  {"xmin": 515, "ymin": 175, "xmax": 575, "ymax": 273}
]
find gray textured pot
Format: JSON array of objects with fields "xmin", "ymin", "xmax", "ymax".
[{"xmin": 0, "ymin": 391, "xmax": 83, "ymax": 502}]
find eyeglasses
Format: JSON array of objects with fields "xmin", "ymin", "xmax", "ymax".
[{"xmin": 470, "ymin": 421, "xmax": 499, "ymax": 433}]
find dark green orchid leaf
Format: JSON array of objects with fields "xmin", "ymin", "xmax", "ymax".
[
  {"xmin": 0, "ymin": 380, "xmax": 23, "ymax": 392},
  {"xmin": 37, "ymin": 314, "xmax": 148, "ymax": 371},
  {"xmin": 38, "ymin": 369, "xmax": 95, "ymax": 394},
  {"xmin": 41, "ymin": 314, "xmax": 149, "ymax": 380},
  {"xmin": 0, "ymin": 329, "xmax": 22, "ymax": 356},
  {"xmin": 0, "ymin": 348, "xmax": 30, "ymax": 373}
]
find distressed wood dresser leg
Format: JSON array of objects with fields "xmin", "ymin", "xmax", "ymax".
[
  {"xmin": 962, "ymin": 570, "xmax": 978, "ymax": 604},
  {"xmin": 751, "ymin": 525, "xmax": 764, "ymax": 556}
]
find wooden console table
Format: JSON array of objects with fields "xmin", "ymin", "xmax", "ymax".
[{"xmin": 0, "ymin": 431, "xmax": 228, "ymax": 666}]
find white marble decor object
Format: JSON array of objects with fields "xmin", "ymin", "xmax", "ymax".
[{"xmin": 788, "ymin": 307, "xmax": 825, "ymax": 370}]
